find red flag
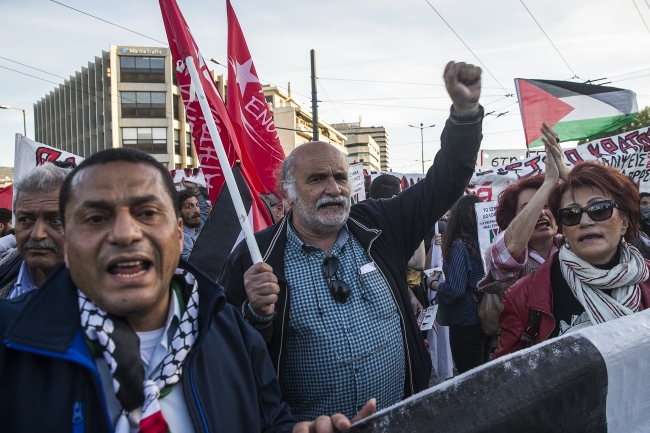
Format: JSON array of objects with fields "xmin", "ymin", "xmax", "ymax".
[
  {"xmin": 159, "ymin": 0, "xmax": 272, "ymax": 276},
  {"xmin": 159, "ymin": 0, "xmax": 270, "ymax": 222},
  {"xmin": 0, "ymin": 185, "xmax": 12, "ymax": 210},
  {"xmin": 227, "ymin": 0, "xmax": 285, "ymax": 196}
]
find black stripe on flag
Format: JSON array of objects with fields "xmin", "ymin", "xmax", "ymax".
[
  {"xmin": 188, "ymin": 165, "xmax": 253, "ymax": 281},
  {"xmin": 350, "ymin": 334, "xmax": 608, "ymax": 433}
]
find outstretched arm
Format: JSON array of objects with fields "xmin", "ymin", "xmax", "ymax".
[{"xmin": 503, "ymin": 125, "xmax": 563, "ymax": 259}]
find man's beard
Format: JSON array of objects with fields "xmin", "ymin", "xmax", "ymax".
[
  {"xmin": 293, "ymin": 195, "xmax": 350, "ymax": 235},
  {"xmin": 184, "ymin": 214, "xmax": 201, "ymax": 229}
]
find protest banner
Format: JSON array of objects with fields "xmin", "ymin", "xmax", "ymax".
[
  {"xmin": 14, "ymin": 134, "xmax": 84, "ymax": 185},
  {"xmin": 474, "ymin": 201, "xmax": 500, "ymax": 271},
  {"xmin": 169, "ymin": 167, "xmax": 207, "ymax": 190},
  {"xmin": 475, "ymin": 149, "xmax": 545, "ymax": 171},
  {"xmin": 349, "ymin": 163, "xmax": 366, "ymax": 204},
  {"xmin": 469, "ymin": 126, "xmax": 650, "ymax": 201}
]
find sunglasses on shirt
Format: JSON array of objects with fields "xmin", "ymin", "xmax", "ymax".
[
  {"xmin": 557, "ymin": 199, "xmax": 617, "ymax": 227},
  {"xmin": 322, "ymin": 256, "xmax": 351, "ymax": 304}
]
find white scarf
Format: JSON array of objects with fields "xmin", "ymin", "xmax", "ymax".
[{"xmin": 559, "ymin": 241, "xmax": 648, "ymax": 326}]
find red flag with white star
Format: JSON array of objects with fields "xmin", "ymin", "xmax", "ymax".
[
  {"xmin": 227, "ymin": 0, "xmax": 285, "ymax": 196},
  {"xmin": 159, "ymin": 0, "xmax": 272, "ymax": 278}
]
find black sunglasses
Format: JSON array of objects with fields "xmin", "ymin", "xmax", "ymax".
[
  {"xmin": 322, "ymin": 256, "xmax": 351, "ymax": 304},
  {"xmin": 557, "ymin": 199, "xmax": 617, "ymax": 226}
]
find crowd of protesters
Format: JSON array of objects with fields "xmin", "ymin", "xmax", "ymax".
[{"xmin": 0, "ymin": 58, "xmax": 648, "ymax": 432}]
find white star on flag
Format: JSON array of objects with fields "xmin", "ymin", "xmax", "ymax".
[{"xmin": 233, "ymin": 57, "xmax": 259, "ymax": 97}]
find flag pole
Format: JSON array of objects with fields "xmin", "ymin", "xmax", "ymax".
[{"xmin": 184, "ymin": 56, "xmax": 263, "ymax": 264}]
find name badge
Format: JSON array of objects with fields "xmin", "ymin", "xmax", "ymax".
[{"xmin": 359, "ymin": 262, "xmax": 377, "ymax": 275}]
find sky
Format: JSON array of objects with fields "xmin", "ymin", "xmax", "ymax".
[{"xmin": 1, "ymin": 0, "xmax": 650, "ymax": 172}]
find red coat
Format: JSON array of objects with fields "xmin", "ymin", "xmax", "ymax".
[{"xmin": 494, "ymin": 252, "xmax": 650, "ymax": 359}]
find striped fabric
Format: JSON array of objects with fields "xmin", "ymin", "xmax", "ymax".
[
  {"xmin": 559, "ymin": 242, "xmax": 648, "ymax": 325},
  {"xmin": 489, "ymin": 229, "xmax": 560, "ymax": 281},
  {"xmin": 438, "ymin": 239, "xmax": 486, "ymax": 326}
]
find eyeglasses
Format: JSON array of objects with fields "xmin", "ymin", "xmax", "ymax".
[
  {"xmin": 557, "ymin": 199, "xmax": 617, "ymax": 226},
  {"xmin": 322, "ymin": 256, "xmax": 351, "ymax": 303}
]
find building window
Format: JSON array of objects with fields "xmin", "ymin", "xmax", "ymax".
[
  {"xmin": 123, "ymin": 127, "xmax": 167, "ymax": 153},
  {"xmin": 120, "ymin": 56, "xmax": 165, "ymax": 83},
  {"xmin": 173, "ymin": 94, "xmax": 180, "ymax": 120},
  {"xmin": 186, "ymin": 131, "xmax": 193, "ymax": 157},
  {"xmin": 121, "ymin": 92, "xmax": 166, "ymax": 118},
  {"xmin": 174, "ymin": 129, "xmax": 181, "ymax": 155}
]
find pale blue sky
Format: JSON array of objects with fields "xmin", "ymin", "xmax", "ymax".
[{"xmin": 1, "ymin": 0, "xmax": 649, "ymax": 172}]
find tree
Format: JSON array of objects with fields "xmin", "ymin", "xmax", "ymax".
[{"xmin": 578, "ymin": 106, "xmax": 650, "ymax": 144}]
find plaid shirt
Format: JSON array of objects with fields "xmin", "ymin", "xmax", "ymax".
[
  {"xmin": 283, "ymin": 224, "xmax": 405, "ymax": 421},
  {"xmin": 489, "ymin": 229, "xmax": 560, "ymax": 281}
]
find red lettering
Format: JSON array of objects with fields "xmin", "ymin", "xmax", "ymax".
[
  {"xmin": 523, "ymin": 155, "xmax": 541, "ymax": 171},
  {"xmin": 476, "ymin": 187, "xmax": 492, "ymax": 201},
  {"xmin": 563, "ymin": 149, "xmax": 584, "ymax": 166},
  {"xmin": 35, "ymin": 147, "xmax": 62, "ymax": 165},
  {"xmin": 587, "ymin": 143, "xmax": 603, "ymax": 159},
  {"xmin": 600, "ymin": 138, "xmax": 618, "ymax": 155},
  {"xmin": 625, "ymin": 131, "xmax": 639, "ymax": 148},
  {"xmin": 636, "ymin": 133, "xmax": 650, "ymax": 152},
  {"xmin": 504, "ymin": 162, "xmax": 523, "ymax": 171},
  {"xmin": 618, "ymin": 136, "xmax": 633, "ymax": 154}
]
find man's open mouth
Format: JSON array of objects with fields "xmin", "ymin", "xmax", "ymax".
[{"xmin": 108, "ymin": 260, "xmax": 152, "ymax": 278}]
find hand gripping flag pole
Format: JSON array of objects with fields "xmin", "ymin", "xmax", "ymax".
[{"xmin": 184, "ymin": 56, "xmax": 263, "ymax": 265}]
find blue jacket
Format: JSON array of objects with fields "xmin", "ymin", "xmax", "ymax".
[{"xmin": 0, "ymin": 259, "xmax": 296, "ymax": 432}]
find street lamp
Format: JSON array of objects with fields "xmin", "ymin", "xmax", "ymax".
[
  {"xmin": 409, "ymin": 123, "xmax": 435, "ymax": 173},
  {"xmin": 0, "ymin": 104, "xmax": 27, "ymax": 137},
  {"xmin": 210, "ymin": 58, "xmax": 227, "ymax": 68}
]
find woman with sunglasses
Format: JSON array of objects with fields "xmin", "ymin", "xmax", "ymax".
[
  {"xmin": 427, "ymin": 194, "xmax": 493, "ymax": 374},
  {"xmin": 494, "ymin": 161, "xmax": 650, "ymax": 358}
]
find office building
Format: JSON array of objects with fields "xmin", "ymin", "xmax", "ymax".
[
  {"xmin": 262, "ymin": 84, "xmax": 347, "ymax": 155},
  {"xmin": 34, "ymin": 45, "xmax": 198, "ymax": 168},
  {"xmin": 343, "ymin": 134, "xmax": 381, "ymax": 170},
  {"xmin": 332, "ymin": 121, "xmax": 390, "ymax": 171}
]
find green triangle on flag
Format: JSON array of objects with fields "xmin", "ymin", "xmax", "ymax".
[{"xmin": 515, "ymin": 79, "xmax": 638, "ymax": 148}]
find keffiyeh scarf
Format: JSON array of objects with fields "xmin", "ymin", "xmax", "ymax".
[
  {"xmin": 79, "ymin": 269, "xmax": 199, "ymax": 433},
  {"xmin": 559, "ymin": 242, "xmax": 648, "ymax": 327}
]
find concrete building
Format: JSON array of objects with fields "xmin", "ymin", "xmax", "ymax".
[
  {"xmin": 261, "ymin": 84, "xmax": 347, "ymax": 155},
  {"xmin": 344, "ymin": 134, "xmax": 381, "ymax": 170},
  {"xmin": 34, "ymin": 45, "xmax": 198, "ymax": 169},
  {"xmin": 332, "ymin": 121, "xmax": 390, "ymax": 171}
]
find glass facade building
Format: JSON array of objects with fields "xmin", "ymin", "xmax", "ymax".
[{"xmin": 34, "ymin": 45, "xmax": 199, "ymax": 169}]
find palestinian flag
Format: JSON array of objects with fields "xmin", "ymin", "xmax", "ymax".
[{"xmin": 515, "ymin": 79, "xmax": 638, "ymax": 148}]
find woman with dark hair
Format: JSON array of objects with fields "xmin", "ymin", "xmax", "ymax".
[
  {"xmin": 426, "ymin": 194, "xmax": 492, "ymax": 373},
  {"xmin": 495, "ymin": 161, "xmax": 650, "ymax": 357},
  {"xmin": 479, "ymin": 125, "xmax": 568, "ymax": 303}
]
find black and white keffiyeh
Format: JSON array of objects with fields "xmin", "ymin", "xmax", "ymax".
[
  {"xmin": 559, "ymin": 242, "xmax": 648, "ymax": 327},
  {"xmin": 79, "ymin": 268, "xmax": 199, "ymax": 433}
]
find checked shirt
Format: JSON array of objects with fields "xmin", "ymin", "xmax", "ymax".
[{"xmin": 283, "ymin": 223, "xmax": 405, "ymax": 421}]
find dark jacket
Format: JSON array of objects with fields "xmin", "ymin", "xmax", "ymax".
[
  {"xmin": 0, "ymin": 249, "xmax": 22, "ymax": 298},
  {"xmin": 219, "ymin": 110, "xmax": 483, "ymax": 399},
  {"xmin": 0, "ymin": 260, "xmax": 296, "ymax": 433},
  {"xmin": 494, "ymin": 252, "xmax": 650, "ymax": 359}
]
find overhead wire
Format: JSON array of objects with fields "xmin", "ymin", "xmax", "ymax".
[
  {"xmin": 318, "ymin": 77, "xmax": 511, "ymax": 90},
  {"xmin": 423, "ymin": 0, "xmax": 508, "ymax": 93},
  {"xmin": 631, "ymin": 0, "xmax": 650, "ymax": 36},
  {"xmin": 0, "ymin": 63, "xmax": 177, "ymax": 120},
  {"xmin": 317, "ymin": 79, "xmax": 345, "ymax": 123},
  {"xmin": 49, "ymin": 0, "xmax": 168, "ymax": 45},
  {"xmin": 519, "ymin": 0, "xmax": 578, "ymax": 78}
]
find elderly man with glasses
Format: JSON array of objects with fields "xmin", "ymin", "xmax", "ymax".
[{"xmin": 220, "ymin": 61, "xmax": 485, "ymax": 421}]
